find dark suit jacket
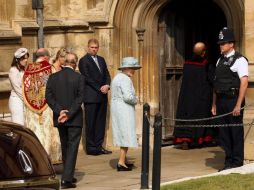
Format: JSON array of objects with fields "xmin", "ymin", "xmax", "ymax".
[
  {"xmin": 45, "ymin": 67, "xmax": 84, "ymax": 127},
  {"xmin": 78, "ymin": 53, "xmax": 111, "ymax": 103}
]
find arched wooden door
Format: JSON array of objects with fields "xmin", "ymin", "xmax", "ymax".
[{"xmin": 158, "ymin": 0, "xmax": 227, "ymax": 140}]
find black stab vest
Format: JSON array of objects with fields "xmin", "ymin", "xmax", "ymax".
[{"xmin": 214, "ymin": 51, "xmax": 244, "ymax": 92}]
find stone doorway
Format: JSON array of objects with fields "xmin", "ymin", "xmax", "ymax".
[
  {"xmin": 113, "ymin": 0, "xmax": 244, "ymax": 143},
  {"xmin": 158, "ymin": 0, "xmax": 227, "ymax": 140}
]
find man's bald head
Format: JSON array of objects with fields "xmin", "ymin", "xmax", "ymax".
[
  {"xmin": 36, "ymin": 48, "xmax": 50, "ymax": 61},
  {"xmin": 193, "ymin": 42, "xmax": 206, "ymax": 57}
]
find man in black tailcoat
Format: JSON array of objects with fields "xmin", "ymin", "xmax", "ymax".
[{"xmin": 46, "ymin": 52, "xmax": 84, "ymax": 189}]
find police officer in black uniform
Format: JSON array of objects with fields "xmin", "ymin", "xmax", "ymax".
[{"xmin": 211, "ymin": 27, "xmax": 249, "ymax": 171}]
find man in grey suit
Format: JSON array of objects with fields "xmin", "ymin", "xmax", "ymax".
[{"xmin": 46, "ymin": 52, "xmax": 84, "ymax": 189}]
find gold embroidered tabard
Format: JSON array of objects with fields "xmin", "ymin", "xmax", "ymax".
[{"xmin": 23, "ymin": 61, "xmax": 52, "ymax": 114}]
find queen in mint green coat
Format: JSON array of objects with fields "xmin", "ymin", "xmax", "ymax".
[{"xmin": 110, "ymin": 57, "xmax": 142, "ymax": 170}]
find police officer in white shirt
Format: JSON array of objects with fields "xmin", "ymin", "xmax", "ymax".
[{"xmin": 212, "ymin": 27, "xmax": 248, "ymax": 171}]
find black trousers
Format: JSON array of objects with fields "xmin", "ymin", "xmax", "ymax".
[
  {"xmin": 84, "ymin": 102, "xmax": 107, "ymax": 152},
  {"xmin": 58, "ymin": 126, "xmax": 82, "ymax": 181},
  {"xmin": 216, "ymin": 95, "xmax": 244, "ymax": 167}
]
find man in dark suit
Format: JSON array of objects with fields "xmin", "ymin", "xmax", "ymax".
[
  {"xmin": 79, "ymin": 38, "xmax": 112, "ymax": 155},
  {"xmin": 46, "ymin": 52, "xmax": 84, "ymax": 189}
]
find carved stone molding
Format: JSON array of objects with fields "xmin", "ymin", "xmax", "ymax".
[
  {"xmin": 43, "ymin": 20, "xmax": 90, "ymax": 33},
  {"xmin": 0, "ymin": 22, "xmax": 21, "ymax": 44},
  {"xmin": 84, "ymin": 0, "xmax": 113, "ymax": 22},
  {"xmin": 136, "ymin": 28, "xmax": 146, "ymax": 42},
  {"xmin": 11, "ymin": 19, "xmax": 92, "ymax": 35}
]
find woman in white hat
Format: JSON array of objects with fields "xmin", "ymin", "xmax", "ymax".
[
  {"xmin": 8, "ymin": 48, "xmax": 29, "ymax": 125},
  {"xmin": 111, "ymin": 57, "xmax": 141, "ymax": 171}
]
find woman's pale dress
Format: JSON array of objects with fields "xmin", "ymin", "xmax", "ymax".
[
  {"xmin": 111, "ymin": 72, "xmax": 138, "ymax": 147},
  {"xmin": 8, "ymin": 67, "xmax": 24, "ymax": 125}
]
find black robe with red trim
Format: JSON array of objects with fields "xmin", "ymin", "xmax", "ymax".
[{"xmin": 173, "ymin": 55, "xmax": 216, "ymax": 146}]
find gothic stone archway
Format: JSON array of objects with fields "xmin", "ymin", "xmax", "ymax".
[{"xmin": 113, "ymin": 0, "xmax": 244, "ymax": 139}]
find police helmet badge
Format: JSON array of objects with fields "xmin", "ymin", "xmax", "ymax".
[
  {"xmin": 217, "ymin": 27, "xmax": 235, "ymax": 44},
  {"xmin": 219, "ymin": 31, "xmax": 224, "ymax": 40}
]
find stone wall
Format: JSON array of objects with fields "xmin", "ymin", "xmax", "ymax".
[
  {"xmin": 0, "ymin": 0, "xmax": 114, "ymax": 90},
  {"xmin": 0, "ymin": 0, "xmax": 118, "ymax": 149},
  {"xmin": 243, "ymin": 0, "xmax": 254, "ymax": 160}
]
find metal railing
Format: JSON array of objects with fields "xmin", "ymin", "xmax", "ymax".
[
  {"xmin": 140, "ymin": 103, "xmax": 254, "ymax": 190},
  {"xmin": 141, "ymin": 104, "xmax": 163, "ymax": 190}
]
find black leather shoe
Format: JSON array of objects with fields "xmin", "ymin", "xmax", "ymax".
[
  {"xmin": 125, "ymin": 163, "xmax": 134, "ymax": 168},
  {"xmin": 72, "ymin": 177, "xmax": 77, "ymax": 183},
  {"xmin": 100, "ymin": 147, "xmax": 112, "ymax": 154},
  {"xmin": 61, "ymin": 180, "xmax": 76, "ymax": 189},
  {"xmin": 117, "ymin": 164, "xmax": 132, "ymax": 171},
  {"xmin": 218, "ymin": 166, "xmax": 232, "ymax": 172},
  {"xmin": 86, "ymin": 150, "xmax": 102, "ymax": 156},
  {"xmin": 182, "ymin": 142, "xmax": 189, "ymax": 150}
]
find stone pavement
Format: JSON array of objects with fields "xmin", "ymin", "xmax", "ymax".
[{"xmin": 63, "ymin": 146, "xmax": 225, "ymax": 190}]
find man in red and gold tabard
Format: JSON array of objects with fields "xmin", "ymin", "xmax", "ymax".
[{"xmin": 23, "ymin": 48, "xmax": 62, "ymax": 163}]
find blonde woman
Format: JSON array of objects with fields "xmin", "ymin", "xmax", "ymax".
[{"xmin": 52, "ymin": 48, "xmax": 67, "ymax": 72}]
